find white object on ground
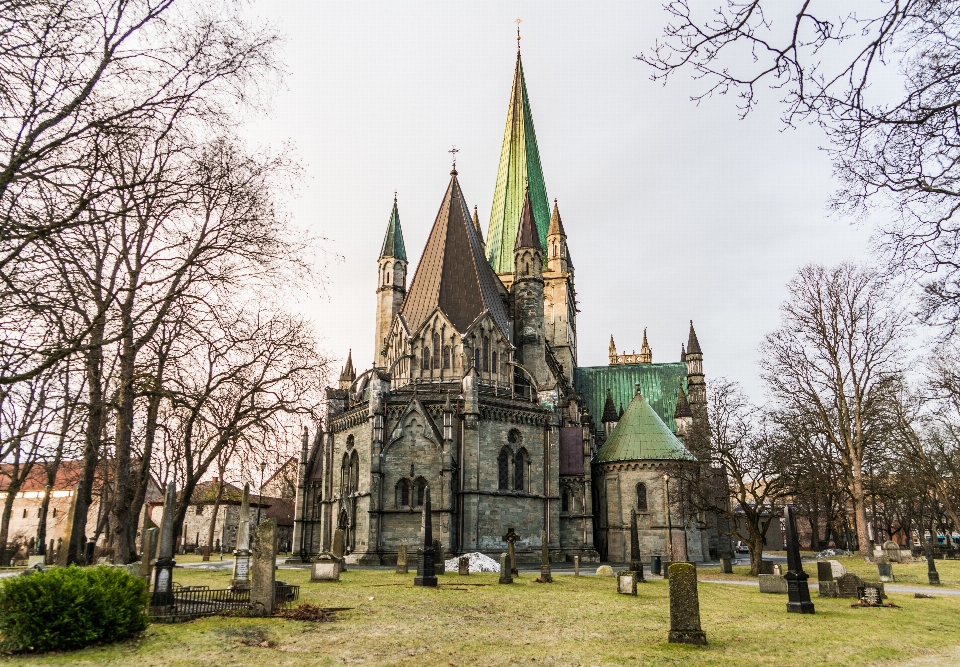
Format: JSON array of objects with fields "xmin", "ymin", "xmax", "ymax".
[{"xmin": 444, "ymin": 552, "xmax": 500, "ymax": 573}]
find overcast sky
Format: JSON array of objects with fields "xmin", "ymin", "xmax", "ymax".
[{"xmin": 243, "ymin": 0, "xmax": 873, "ymax": 401}]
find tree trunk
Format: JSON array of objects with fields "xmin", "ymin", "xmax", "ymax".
[
  {"xmin": 0, "ymin": 476, "xmax": 20, "ymax": 565},
  {"xmin": 204, "ymin": 479, "xmax": 224, "ymax": 560},
  {"xmin": 848, "ymin": 458, "xmax": 871, "ymax": 556},
  {"xmin": 127, "ymin": 365, "xmax": 165, "ymax": 552},
  {"xmin": 78, "ymin": 319, "xmax": 107, "ymax": 560},
  {"xmin": 110, "ymin": 303, "xmax": 137, "ymax": 563}
]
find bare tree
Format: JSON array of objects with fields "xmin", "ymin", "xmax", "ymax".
[{"xmin": 639, "ymin": 1, "xmax": 960, "ymax": 328}]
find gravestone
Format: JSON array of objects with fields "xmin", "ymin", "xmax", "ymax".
[
  {"xmin": 140, "ymin": 527, "xmax": 157, "ymax": 581},
  {"xmin": 859, "ymin": 585, "xmax": 881, "ymax": 605},
  {"xmin": 883, "ymin": 540, "xmax": 901, "ymax": 563},
  {"xmin": 311, "ymin": 553, "xmax": 341, "ymax": 581},
  {"xmin": 773, "ymin": 563, "xmax": 782, "ymax": 576},
  {"xmin": 231, "ymin": 483, "xmax": 252, "ymax": 589},
  {"xmin": 250, "ymin": 518, "xmax": 277, "ymax": 616},
  {"xmin": 503, "ymin": 528, "xmax": 520, "ymax": 576},
  {"xmin": 663, "ymin": 560, "xmax": 672, "ymax": 579},
  {"xmin": 395, "ymin": 540, "xmax": 408, "ymax": 574},
  {"xmin": 332, "ymin": 528, "xmax": 346, "ymax": 572},
  {"xmin": 759, "ymin": 574, "xmax": 789, "ymax": 594},
  {"xmin": 629, "ymin": 509, "xmax": 643, "ymax": 573},
  {"xmin": 784, "ymin": 505, "xmax": 815, "ymax": 614},
  {"xmin": 152, "ymin": 482, "xmax": 177, "ymax": 607},
  {"xmin": 759, "ymin": 560, "xmax": 774, "ymax": 575},
  {"xmin": 817, "ymin": 561, "xmax": 834, "ymax": 582},
  {"xmin": 498, "ymin": 553, "xmax": 513, "ymax": 584},
  {"xmin": 828, "ymin": 560, "xmax": 846, "ymax": 579},
  {"xmin": 618, "ymin": 570, "xmax": 638, "ymax": 595},
  {"xmin": 56, "ymin": 482, "xmax": 83, "ymax": 567},
  {"xmin": 413, "ymin": 488, "xmax": 437, "ymax": 587},
  {"xmin": 433, "ymin": 539, "xmax": 445, "ymax": 574},
  {"xmin": 47, "ymin": 539, "xmax": 54, "ymax": 566},
  {"xmin": 836, "ymin": 573, "xmax": 865, "ymax": 598},
  {"xmin": 84, "ymin": 541, "xmax": 95, "ymax": 565},
  {"xmin": 596, "ymin": 565, "xmax": 615, "ymax": 577},
  {"xmin": 538, "ymin": 530, "xmax": 553, "ymax": 583},
  {"xmin": 877, "ymin": 562, "xmax": 893, "ymax": 582},
  {"xmin": 574, "ymin": 555, "xmax": 580, "ymax": 577},
  {"xmin": 458, "ymin": 557, "xmax": 469, "ymax": 575},
  {"xmin": 720, "ymin": 557, "xmax": 733, "ymax": 574},
  {"xmin": 667, "ymin": 563, "xmax": 707, "ymax": 645},
  {"xmin": 818, "ymin": 580, "xmax": 839, "ymax": 598}
]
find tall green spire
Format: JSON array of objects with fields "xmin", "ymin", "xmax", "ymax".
[
  {"xmin": 380, "ymin": 195, "xmax": 406, "ymax": 260},
  {"xmin": 486, "ymin": 49, "xmax": 549, "ymax": 274}
]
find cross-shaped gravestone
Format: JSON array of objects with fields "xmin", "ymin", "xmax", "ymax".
[{"xmin": 503, "ymin": 528, "xmax": 520, "ymax": 576}]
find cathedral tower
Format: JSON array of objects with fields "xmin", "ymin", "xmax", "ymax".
[
  {"xmin": 544, "ymin": 199, "xmax": 577, "ymax": 381},
  {"xmin": 513, "ymin": 186, "xmax": 552, "ymax": 390},
  {"xmin": 374, "ymin": 196, "xmax": 407, "ymax": 368}
]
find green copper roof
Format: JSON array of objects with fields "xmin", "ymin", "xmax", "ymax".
[
  {"xmin": 486, "ymin": 50, "xmax": 550, "ymax": 274},
  {"xmin": 575, "ymin": 363, "xmax": 688, "ymax": 433},
  {"xmin": 595, "ymin": 389, "xmax": 696, "ymax": 464},
  {"xmin": 380, "ymin": 197, "xmax": 406, "ymax": 260}
]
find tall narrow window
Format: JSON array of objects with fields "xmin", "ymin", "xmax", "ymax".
[
  {"xmin": 396, "ymin": 479, "xmax": 410, "ymax": 507},
  {"xmin": 482, "ymin": 336, "xmax": 490, "ymax": 372},
  {"xmin": 514, "ymin": 448, "xmax": 527, "ymax": 492},
  {"xmin": 561, "ymin": 490, "xmax": 570, "ymax": 512},
  {"xmin": 636, "ymin": 483, "xmax": 648, "ymax": 511},
  {"xmin": 443, "ymin": 345, "xmax": 451, "ymax": 369},
  {"xmin": 492, "ymin": 350, "xmax": 498, "ymax": 374},
  {"xmin": 498, "ymin": 448, "xmax": 510, "ymax": 490},
  {"xmin": 349, "ymin": 450, "xmax": 360, "ymax": 494},
  {"xmin": 422, "ymin": 347, "xmax": 431, "ymax": 370},
  {"xmin": 340, "ymin": 453, "xmax": 350, "ymax": 494},
  {"xmin": 433, "ymin": 333, "xmax": 441, "ymax": 370},
  {"xmin": 474, "ymin": 346, "xmax": 480, "ymax": 370},
  {"xmin": 414, "ymin": 478, "xmax": 427, "ymax": 507}
]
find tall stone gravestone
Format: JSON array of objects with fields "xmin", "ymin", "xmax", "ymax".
[
  {"xmin": 332, "ymin": 528, "xmax": 346, "ymax": 571},
  {"xmin": 574, "ymin": 555, "xmax": 580, "ymax": 577},
  {"xmin": 140, "ymin": 527, "xmax": 157, "ymax": 581},
  {"xmin": 503, "ymin": 528, "xmax": 520, "ymax": 576},
  {"xmin": 152, "ymin": 483, "xmax": 177, "ymax": 606},
  {"xmin": 413, "ymin": 488, "xmax": 437, "ymax": 587},
  {"xmin": 882, "ymin": 540, "xmax": 901, "ymax": 563},
  {"xmin": 433, "ymin": 539, "xmax": 445, "ymax": 575},
  {"xmin": 395, "ymin": 540, "xmax": 408, "ymax": 574},
  {"xmin": 498, "ymin": 553, "xmax": 513, "ymax": 584},
  {"xmin": 538, "ymin": 530, "xmax": 553, "ymax": 583},
  {"xmin": 250, "ymin": 518, "xmax": 277, "ymax": 616},
  {"xmin": 667, "ymin": 563, "xmax": 707, "ymax": 645},
  {"xmin": 629, "ymin": 509, "xmax": 645, "ymax": 581},
  {"xmin": 232, "ymin": 483, "xmax": 252, "ymax": 589},
  {"xmin": 56, "ymin": 482, "xmax": 84, "ymax": 567},
  {"xmin": 719, "ymin": 557, "xmax": 733, "ymax": 574},
  {"xmin": 784, "ymin": 505, "xmax": 815, "ymax": 614},
  {"xmin": 817, "ymin": 560, "xmax": 838, "ymax": 597}
]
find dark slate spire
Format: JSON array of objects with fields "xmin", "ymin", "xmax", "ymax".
[
  {"xmin": 400, "ymin": 170, "xmax": 510, "ymax": 336},
  {"xmin": 547, "ymin": 198, "xmax": 566, "ymax": 237},
  {"xmin": 515, "ymin": 185, "xmax": 542, "ymax": 250},
  {"xmin": 380, "ymin": 196, "xmax": 407, "ymax": 260},
  {"xmin": 618, "ymin": 403, "xmax": 624, "ymax": 419},
  {"xmin": 338, "ymin": 349, "xmax": 356, "ymax": 390},
  {"xmin": 602, "ymin": 388, "xmax": 619, "ymax": 423},
  {"xmin": 687, "ymin": 320, "xmax": 702, "ymax": 355},
  {"xmin": 674, "ymin": 387, "xmax": 693, "ymax": 418},
  {"xmin": 473, "ymin": 205, "xmax": 484, "ymax": 245}
]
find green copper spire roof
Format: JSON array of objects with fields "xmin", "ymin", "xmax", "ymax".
[
  {"xmin": 595, "ymin": 387, "xmax": 696, "ymax": 464},
  {"xmin": 486, "ymin": 50, "xmax": 550, "ymax": 274},
  {"xmin": 380, "ymin": 196, "xmax": 406, "ymax": 260}
]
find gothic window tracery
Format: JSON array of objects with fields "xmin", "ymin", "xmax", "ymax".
[
  {"xmin": 482, "ymin": 336, "xmax": 490, "ymax": 372},
  {"xmin": 514, "ymin": 448, "xmax": 528, "ymax": 492},
  {"xmin": 474, "ymin": 346, "xmax": 480, "ymax": 371},
  {"xmin": 432, "ymin": 333, "xmax": 441, "ymax": 370},
  {"xmin": 561, "ymin": 489, "xmax": 570, "ymax": 512},
  {"xmin": 422, "ymin": 347, "xmax": 431, "ymax": 370},
  {"xmin": 414, "ymin": 478, "xmax": 428, "ymax": 507},
  {"xmin": 497, "ymin": 447, "xmax": 510, "ymax": 490},
  {"xmin": 396, "ymin": 479, "xmax": 410, "ymax": 507},
  {"xmin": 442, "ymin": 345, "xmax": 451, "ymax": 369}
]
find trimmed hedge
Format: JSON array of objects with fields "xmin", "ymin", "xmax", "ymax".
[{"xmin": 0, "ymin": 565, "xmax": 148, "ymax": 653}]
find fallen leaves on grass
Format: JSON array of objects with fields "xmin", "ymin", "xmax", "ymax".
[{"xmin": 276, "ymin": 603, "xmax": 331, "ymax": 622}]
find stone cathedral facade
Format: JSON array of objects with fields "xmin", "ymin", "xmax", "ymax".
[{"xmin": 292, "ymin": 46, "xmax": 721, "ymax": 565}]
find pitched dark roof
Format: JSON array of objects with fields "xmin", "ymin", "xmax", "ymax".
[
  {"xmin": 515, "ymin": 186, "xmax": 542, "ymax": 250},
  {"xmin": 400, "ymin": 171, "xmax": 510, "ymax": 336},
  {"xmin": 339, "ymin": 349, "xmax": 356, "ymax": 383},
  {"xmin": 473, "ymin": 205, "xmax": 483, "ymax": 244},
  {"xmin": 687, "ymin": 321, "xmax": 702, "ymax": 355},
  {"xmin": 548, "ymin": 199, "xmax": 566, "ymax": 237},
  {"xmin": 601, "ymin": 388, "xmax": 619, "ymax": 423},
  {"xmin": 674, "ymin": 388, "xmax": 693, "ymax": 418},
  {"xmin": 380, "ymin": 197, "xmax": 407, "ymax": 260},
  {"xmin": 680, "ymin": 344, "xmax": 686, "ymax": 362}
]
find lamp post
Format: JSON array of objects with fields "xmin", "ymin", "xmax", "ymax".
[
  {"xmin": 256, "ymin": 461, "xmax": 267, "ymax": 531},
  {"xmin": 663, "ymin": 473, "xmax": 673, "ymax": 562}
]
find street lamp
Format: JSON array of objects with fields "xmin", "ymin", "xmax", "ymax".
[
  {"xmin": 663, "ymin": 473, "xmax": 673, "ymax": 562},
  {"xmin": 256, "ymin": 461, "xmax": 267, "ymax": 528}
]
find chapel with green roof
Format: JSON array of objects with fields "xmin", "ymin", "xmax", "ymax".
[{"xmin": 292, "ymin": 37, "xmax": 719, "ymax": 566}]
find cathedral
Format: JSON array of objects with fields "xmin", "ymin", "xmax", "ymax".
[{"xmin": 292, "ymin": 44, "xmax": 722, "ymax": 565}]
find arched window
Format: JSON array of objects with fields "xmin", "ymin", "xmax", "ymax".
[
  {"xmin": 414, "ymin": 478, "xmax": 427, "ymax": 507},
  {"xmin": 396, "ymin": 479, "xmax": 410, "ymax": 508},
  {"xmin": 636, "ymin": 482, "xmax": 648, "ymax": 511},
  {"xmin": 340, "ymin": 453, "xmax": 350, "ymax": 494},
  {"xmin": 349, "ymin": 450, "xmax": 360, "ymax": 494},
  {"xmin": 387, "ymin": 271, "xmax": 391, "ymax": 285},
  {"xmin": 497, "ymin": 447, "xmax": 510, "ymax": 490},
  {"xmin": 482, "ymin": 336, "xmax": 490, "ymax": 372},
  {"xmin": 514, "ymin": 448, "xmax": 527, "ymax": 492},
  {"xmin": 433, "ymin": 333, "xmax": 441, "ymax": 370},
  {"xmin": 492, "ymin": 350, "xmax": 498, "ymax": 374},
  {"xmin": 561, "ymin": 489, "xmax": 570, "ymax": 512},
  {"xmin": 473, "ymin": 346, "xmax": 480, "ymax": 370},
  {"xmin": 422, "ymin": 347, "xmax": 431, "ymax": 370},
  {"xmin": 442, "ymin": 345, "xmax": 451, "ymax": 369}
]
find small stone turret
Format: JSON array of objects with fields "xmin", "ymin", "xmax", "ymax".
[
  {"xmin": 674, "ymin": 387, "xmax": 693, "ymax": 442},
  {"xmin": 602, "ymin": 388, "xmax": 619, "ymax": 438},
  {"xmin": 374, "ymin": 196, "xmax": 407, "ymax": 367},
  {"xmin": 685, "ymin": 321, "xmax": 705, "ymax": 408},
  {"xmin": 638, "ymin": 328, "xmax": 652, "ymax": 364},
  {"xmin": 546, "ymin": 199, "xmax": 568, "ymax": 274},
  {"xmin": 512, "ymin": 186, "xmax": 552, "ymax": 389},
  {"xmin": 609, "ymin": 335, "xmax": 617, "ymax": 365},
  {"xmin": 338, "ymin": 349, "xmax": 356, "ymax": 391}
]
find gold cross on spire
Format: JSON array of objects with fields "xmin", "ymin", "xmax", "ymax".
[
  {"xmin": 516, "ymin": 17, "xmax": 522, "ymax": 49},
  {"xmin": 448, "ymin": 145, "xmax": 459, "ymax": 170}
]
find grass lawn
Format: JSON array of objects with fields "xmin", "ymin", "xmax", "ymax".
[
  {"xmin": 4, "ymin": 564, "xmax": 959, "ymax": 667},
  {"xmin": 701, "ymin": 555, "xmax": 960, "ymax": 587}
]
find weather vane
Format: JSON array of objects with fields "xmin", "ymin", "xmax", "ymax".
[
  {"xmin": 449, "ymin": 145, "xmax": 459, "ymax": 170},
  {"xmin": 516, "ymin": 17, "xmax": 522, "ymax": 48}
]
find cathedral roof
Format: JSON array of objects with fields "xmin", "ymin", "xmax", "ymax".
[
  {"xmin": 687, "ymin": 320, "xmax": 702, "ymax": 355},
  {"xmin": 400, "ymin": 170, "xmax": 510, "ymax": 337},
  {"xmin": 380, "ymin": 196, "xmax": 406, "ymax": 260},
  {"xmin": 575, "ymin": 363, "xmax": 688, "ymax": 433},
  {"xmin": 595, "ymin": 388, "xmax": 696, "ymax": 464},
  {"xmin": 601, "ymin": 388, "xmax": 619, "ymax": 423},
  {"xmin": 486, "ymin": 50, "xmax": 550, "ymax": 274},
  {"xmin": 515, "ymin": 186, "xmax": 542, "ymax": 250},
  {"xmin": 674, "ymin": 387, "xmax": 693, "ymax": 418}
]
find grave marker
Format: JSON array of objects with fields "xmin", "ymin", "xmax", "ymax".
[
  {"xmin": 503, "ymin": 528, "xmax": 520, "ymax": 576},
  {"xmin": 231, "ymin": 483, "xmax": 252, "ymax": 589},
  {"xmin": 836, "ymin": 573, "xmax": 865, "ymax": 598},
  {"xmin": 629, "ymin": 509, "xmax": 643, "ymax": 576},
  {"xmin": 413, "ymin": 488, "xmax": 437, "ymax": 587},
  {"xmin": 140, "ymin": 527, "xmax": 157, "ymax": 581},
  {"xmin": 395, "ymin": 540, "xmax": 408, "ymax": 574},
  {"xmin": 574, "ymin": 555, "xmax": 580, "ymax": 577},
  {"xmin": 458, "ymin": 557, "xmax": 470, "ymax": 575},
  {"xmin": 720, "ymin": 557, "xmax": 732, "ymax": 574},
  {"xmin": 667, "ymin": 563, "xmax": 707, "ymax": 645},
  {"xmin": 538, "ymin": 530, "xmax": 552, "ymax": 583},
  {"xmin": 618, "ymin": 570, "xmax": 638, "ymax": 595},
  {"xmin": 434, "ymin": 539, "xmax": 445, "ymax": 574},
  {"xmin": 877, "ymin": 562, "xmax": 893, "ymax": 582},
  {"xmin": 784, "ymin": 505, "xmax": 815, "ymax": 614},
  {"xmin": 152, "ymin": 483, "xmax": 176, "ymax": 607},
  {"xmin": 882, "ymin": 540, "xmax": 901, "ymax": 563},
  {"xmin": 311, "ymin": 553, "xmax": 341, "ymax": 581},
  {"xmin": 250, "ymin": 518, "xmax": 277, "ymax": 616},
  {"xmin": 758, "ymin": 574, "xmax": 789, "ymax": 594},
  {"xmin": 498, "ymin": 553, "xmax": 513, "ymax": 584},
  {"xmin": 332, "ymin": 528, "xmax": 346, "ymax": 571}
]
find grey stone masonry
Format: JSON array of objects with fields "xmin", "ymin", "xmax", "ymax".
[
  {"xmin": 667, "ymin": 563, "xmax": 707, "ymax": 645},
  {"xmin": 250, "ymin": 519, "xmax": 277, "ymax": 616}
]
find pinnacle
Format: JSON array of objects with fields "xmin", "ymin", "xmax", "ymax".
[
  {"xmin": 687, "ymin": 320, "xmax": 702, "ymax": 356},
  {"xmin": 548, "ymin": 198, "xmax": 566, "ymax": 237}
]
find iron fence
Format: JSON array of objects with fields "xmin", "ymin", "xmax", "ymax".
[{"xmin": 149, "ymin": 581, "xmax": 300, "ymax": 621}]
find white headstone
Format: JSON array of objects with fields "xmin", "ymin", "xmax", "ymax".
[{"xmin": 828, "ymin": 560, "xmax": 846, "ymax": 579}]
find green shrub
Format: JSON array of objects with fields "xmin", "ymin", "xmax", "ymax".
[{"xmin": 0, "ymin": 565, "xmax": 148, "ymax": 653}]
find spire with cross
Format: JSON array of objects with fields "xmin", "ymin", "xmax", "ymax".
[{"xmin": 448, "ymin": 145, "xmax": 459, "ymax": 172}]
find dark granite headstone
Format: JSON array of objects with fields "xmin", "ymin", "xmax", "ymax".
[
  {"xmin": 817, "ymin": 561, "xmax": 834, "ymax": 582},
  {"xmin": 667, "ymin": 563, "xmax": 707, "ymax": 645},
  {"xmin": 759, "ymin": 560, "xmax": 774, "ymax": 575},
  {"xmin": 877, "ymin": 562, "xmax": 893, "ymax": 582},
  {"xmin": 629, "ymin": 509, "xmax": 643, "ymax": 572},
  {"xmin": 784, "ymin": 505, "xmax": 815, "ymax": 614},
  {"xmin": 458, "ymin": 556, "xmax": 469, "ymax": 575},
  {"xmin": 413, "ymin": 488, "xmax": 437, "ymax": 587},
  {"xmin": 720, "ymin": 557, "xmax": 733, "ymax": 574},
  {"xmin": 836, "ymin": 573, "xmax": 865, "ymax": 598}
]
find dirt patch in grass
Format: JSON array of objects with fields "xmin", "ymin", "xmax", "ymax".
[{"xmin": 275, "ymin": 603, "xmax": 330, "ymax": 622}]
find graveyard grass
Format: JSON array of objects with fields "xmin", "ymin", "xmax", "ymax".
[{"xmin": 4, "ymin": 563, "xmax": 960, "ymax": 667}]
